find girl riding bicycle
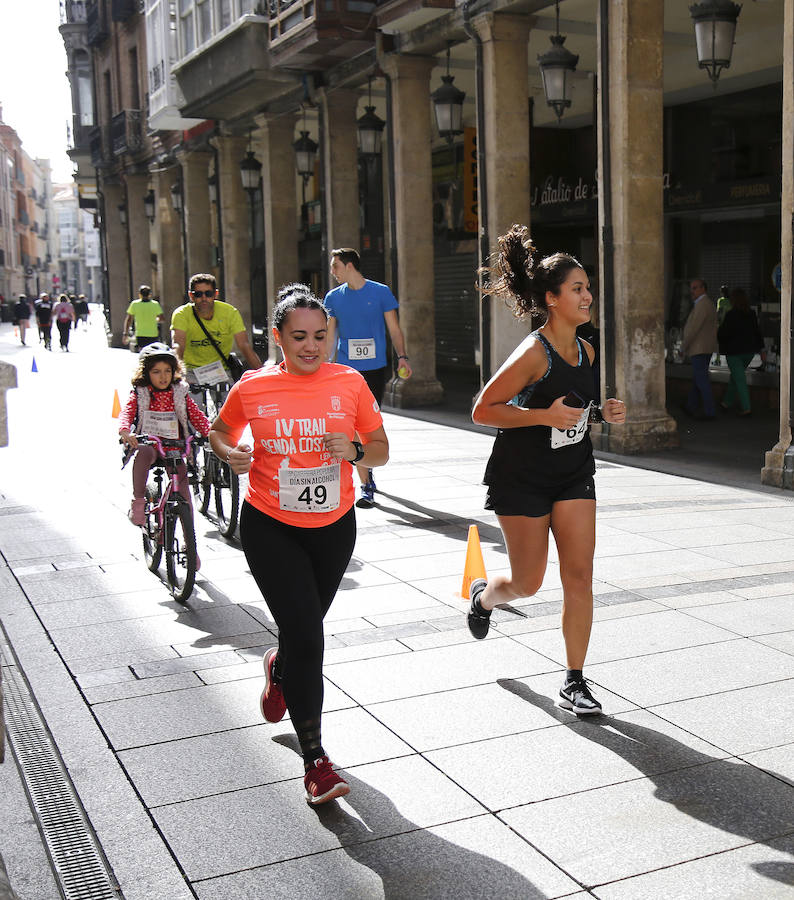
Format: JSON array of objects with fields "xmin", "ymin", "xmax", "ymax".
[{"xmin": 119, "ymin": 342, "xmax": 211, "ymax": 526}]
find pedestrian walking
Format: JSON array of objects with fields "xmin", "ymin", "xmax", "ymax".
[
  {"xmin": 53, "ymin": 294, "xmax": 76, "ymax": 351},
  {"xmin": 324, "ymin": 248, "xmax": 410, "ymax": 508},
  {"xmin": 124, "ymin": 285, "xmax": 163, "ymax": 351},
  {"xmin": 466, "ymin": 224, "xmax": 626, "ymax": 715},
  {"xmin": 118, "ymin": 343, "xmax": 211, "ymax": 527},
  {"xmin": 34, "ymin": 292, "xmax": 54, "ymax": 350},
  {"xmin": 13, "ymin": 294, "xmax": 30, "ymax": 345},
  {"xmin": 209, "ymin": 284, "xmax": 389, "ymax": 804},
  {"xmin": 681, "ymin": 277, "xmax": 718, "ymax": 420},
  {"xmin": 75, "ymin": 294, "xmax": 90, "ymax": 329},
  {"xmin": 717, "ymin": 288, "xmax": 764, "ymax": 417}
]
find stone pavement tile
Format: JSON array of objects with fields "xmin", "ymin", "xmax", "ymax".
[
  {"xmin": 17, "ymin": 566, "xmax": 160, "ymax": 604},
  {"xmin": 193, "ymin": 814, "xmax": 582, "ymax": 900},
  {"xmin": 337, "ymin": 621, "xmax": 438, "ymax": 646},
  {"xmin": 83, "ymin": 671, "xmax": 203, "ymax": 704},
  {"xmin": 363, "ymin": 602, "xmax": 469, "ymax": 629},
  {"xmin": 500, "ymin": 759, "xmax": 794, "ymax": 887},
  {"xmin": 325, "ymin": 637, "xmax": 558, "ymax": 705},
  {"xmin": 152, "ymin": 755, "xmax": 487, "ymax": 881},
  {"xmin": 650, "ymin": 589, "xmax": 746, "ymax": 609},
  {"xmin": 193, "ymin": 574, "xmax": 268, "ymax": 605},
  {"xmin": 683, "ymin": 594, "xmax": 794, "ymax": 637},
  {"xmin": 591, "ymin": 836, "xmax": 794, "ymax": 899},
  {"xmin": 93, "ymin": 677, "xmax": 355, "ymax": 749},
  {"xmin": 592, "ymin": 548, "xmax": 740, "ymax": 583},
  {"xmin": 371, "ymin": 551, "xmax": 484, "ymax": 582},
  {"xmin": 698, "ymin": 538, "xmax": 794, "ymax": 567},
  {"xmin": 648, "ymin": 523, "xmax": 787, "ymax": 550},
  {"xmin": 591, "ymin": 532, "xmax": 681, "ymax": 558},
  {"xmin": 741, "ymin": 744, "xmax": 794, "ymax": 785},
  {"xmin": 754, "ymin": 631, "xmax": 794, "ymax": 656},
  {"xmin": 367, "ymin": 672, "xmax": 637, "ymax": 752},
  {"xmin": 322, "ymin": 581, "xmax": 447, "ymax": 623},
  {"xmin": 398, "ymin": 626, "xmax": 481, "ymax": 651},
  {"xmin": 498, "ymin": 599, "xmax": 667, "ymax": 638},
  {"xmin": 324, "ymin": 639, "xmax": 412, "ymax": 666},
  {"xmin": 130, "ymin": 649, "xmax": 244, "ymax": 678},
  {"xmin": 75, "ymin": 666, "xmax": 136, "ymax": 689},
  {"xmin": 12, "ymin": 562, "xmax": 56, "ymax": 576},
  {"xmin": 196, "ymin": 659, "xmax": 262, "ymax": 684},
  {"xmin": 48, "ymin": 605, "xmax": 265, "ymax": 660},
  {"xmin": 652, "ymin": 680, "xmax": 794, "ymax": 756},
  {"xmin": 120, "ymin": 707, "xmax": 414, "ymax": 806},
  {"xmin": 352, "ymin": 532, "xmax": 470, "ymax": 562},
  {"xmin": 34, "ymin": 589, "xmax": 177, "ymax": 629},
  {"xmin": 427, "ymin": 708, "xmax": 730, "ymax": 812},
  {"xmin": 514, "ymin": 608, "xmax": 737, "ymax": 667},
  {"xmin": 65, "ymin": 645, "xmax": 179, "ymax": 675},
  {"xmin": 172, "ymin": 627, "xmax": 279, "ymax": 656},
  {"xmin": 338, "ymin": 560, "xmax": 401, "ymax": 591},
  {"xmin": 587, "ymin": 639, "xmax": 794, "ymax": 707},
  {"xmin": 732, "ymin": 579, "xmax": 794, "ymax": 599}
]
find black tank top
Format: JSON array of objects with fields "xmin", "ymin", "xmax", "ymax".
[{"xmin": 483, "ymin": 331, "xmax": 597, "ymax": 491}]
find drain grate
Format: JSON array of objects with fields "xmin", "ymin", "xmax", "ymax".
[{"xmin": 1, "ymin": 638, "xmax": 121, "ymax": 900}]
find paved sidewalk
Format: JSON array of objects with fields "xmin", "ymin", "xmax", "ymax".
[{"xmin": 1, "ymin": 322, "xmax": 793, "ymax": 899}]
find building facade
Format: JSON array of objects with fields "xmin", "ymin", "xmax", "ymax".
[{"xmin": 65, "ymin": 0, "xmax": 794, "ymax": 484}]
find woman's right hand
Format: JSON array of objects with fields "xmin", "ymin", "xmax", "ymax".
[
  {"xmin": 546, "ymin": 396, "xmax": 587, "ymax": 430},
  {"xmin": 120, "ymin": 430, "xmax": 139, "ymax": 449},
  {"xmin": 226, "ymin": 443, "xmax": 253, "ymax": 475}
]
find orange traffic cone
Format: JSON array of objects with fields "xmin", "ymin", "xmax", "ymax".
[
  {"xmin": 460, "ymin": 524, "xmax": 487, "ymax": 599},
  {"xmin": 111, "ymin": 389, "xmax": 121, "ymax": 418},
  {"xmin": 13, "ymin": 326, "xmax": 18, "ymax": 338}
]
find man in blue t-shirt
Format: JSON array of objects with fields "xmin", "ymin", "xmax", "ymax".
[{"xmin": 324, "ymin": 247, "xmax": 411, "ymax": 508}]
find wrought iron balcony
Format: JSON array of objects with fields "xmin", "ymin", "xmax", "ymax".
[
  {"xmin": 86, "ymin": 0, "xmax": 109, "ymax": 45},
  {"xmin": 111, "ymin": 109, "xmax": 142, "ymax": 156},
  {"xmin": 89, "ymin": 126, "xmax": 111, "ymax": 167},
  {"xmin": 111, "ymin": 0, "xmax": 137, "ymax": 21},
  {"xmin": 60, "ymin": 0, "xmax": 87, "ymax": 24}
]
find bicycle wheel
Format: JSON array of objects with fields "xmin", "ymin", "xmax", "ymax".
[
  {"xmin": 165, "ymin": 501, "xmax": 197, "ymax": 604},
  {"xmin": 141, "ymin": 483, "xmax": 162, "ymax": 572},
  {"xmin": 192, "ymin": 444, "xmax": 212, "ymax": 515},
  {"xmin": 214, "ymin": 461, "xmax": 240, "ymax": 539}
]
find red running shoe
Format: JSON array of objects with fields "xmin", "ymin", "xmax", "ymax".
[
  {"xmin": 259, "ymin": 648, "xmax": 286, "ymax": 723},
  {"xmin": 304, "ymin": 756, "xmax": 350, "ymax": 805}
]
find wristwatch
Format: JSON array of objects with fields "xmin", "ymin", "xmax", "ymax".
[{"xmin": 350, "ymin": 441, "xmax": 365, "ymax": 463}]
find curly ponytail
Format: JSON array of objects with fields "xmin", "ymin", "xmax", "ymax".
[{"xmin": 480, "ymin": 224, "xmax": 584, "ymax": 321}]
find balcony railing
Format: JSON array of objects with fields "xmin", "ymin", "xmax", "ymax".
[
  {"xmin": 89, "ymin": 125, "xmax": 111, "ymax": 167},
  {"xmin": 111, "ymin": 109, "xmax": 142, "ymax": 156},
  {"xmin": 268, "ymin": 0, "xmax": 377, "ymax": 47},
  {"xmin": 86, "ymin": 0, "xmax": 109, "ymax": 45}
]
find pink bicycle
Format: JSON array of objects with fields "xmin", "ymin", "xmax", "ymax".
[{"xmin": 134, "ymin": 434, "xmax": 198, "ymax": 604}]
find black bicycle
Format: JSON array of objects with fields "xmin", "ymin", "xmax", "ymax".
[
  {"xmin": 136, "ymin": 434, "xmax": 198, "ymax": 604},
  {"xmin": 190, "ymin": 382, "xmax": 240, "ymax": 539}
]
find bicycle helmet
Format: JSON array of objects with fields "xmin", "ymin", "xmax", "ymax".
[{"xmin": 138, "ymin": 342, "xmax": 179, "ymax": 366}]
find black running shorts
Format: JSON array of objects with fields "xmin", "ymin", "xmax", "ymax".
[{"xmin": 485, "ymin": 475, "xmax": 596, "ymax": 518}]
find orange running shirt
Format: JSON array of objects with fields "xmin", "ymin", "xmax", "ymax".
[{"xmin": 218, "ymin": 362, "xmax": 383, "ymax": 527}]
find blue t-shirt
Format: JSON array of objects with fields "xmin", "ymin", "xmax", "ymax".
[{"xmin": 324, "ymin": 280, "xmax": 398, "ymax": 371}]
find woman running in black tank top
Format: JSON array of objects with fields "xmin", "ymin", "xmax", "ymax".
[{"xmin": 467, "ymin": 225, "xmax": 626, "ymax": 715}]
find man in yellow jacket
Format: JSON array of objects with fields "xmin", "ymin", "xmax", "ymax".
[{"xmin": 682, "ymin": 277, "xmax": 718, "ymax": 420}]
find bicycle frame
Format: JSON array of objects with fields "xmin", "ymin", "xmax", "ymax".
[{"xmin": 142, "ymin": 434, "xmax": 194, "ymax": 534}]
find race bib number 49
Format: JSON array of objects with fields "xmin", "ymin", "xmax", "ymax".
[
  {"xmin": 550, "ymin": 405, "xmax": 590, "ymax": 450},
  {"xmin": 278, "ymin": 463, "xmax": 341, "ymax": 512}
]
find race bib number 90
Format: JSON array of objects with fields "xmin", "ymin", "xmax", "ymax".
[
  {"xmin": 550, "ymin": 405, "xmax": 590, "ymax": 450},
  {"xmin": 348, "ymin": 338, "xmax": 376, "ymax": 360},
  {"xmin": 278, "ymin": 463, "xmax": 341, "ymax": 513}
]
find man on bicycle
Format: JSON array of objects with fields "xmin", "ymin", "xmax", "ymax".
[{"xmin": 171, "ymin": 274, "xmax": 261, "ymax": 399}]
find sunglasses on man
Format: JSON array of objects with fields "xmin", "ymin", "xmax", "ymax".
[{"xmin": 191, "ymin": 290, "xmax": 216, "ymax": 298}]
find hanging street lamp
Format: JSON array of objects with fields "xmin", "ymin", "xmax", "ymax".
[
  {"xmin": 689, "ymin": 0, "xmax": 742, "ymax": 86},
  {"xmin": 432, "ymin": 43, "xmax": 465, "ymax": 143},
  {"xmin": 208, "ymin": 172, "xmax": 218, "ymax": 204},
  {"xmin": 357, "ymin": 77, "xmax": 386, "ymax": 155},
  {"xmin": 117, "ymin": 203, "xmax": 127, "ymax": 226},
  {"xmin": 143, "ymin": 188, "xmax": 155, "ymax": 223},
  {"xmin": 293, "ymin": 128, "xmax": 318, "ymax": 184},
  {"xmin": 538, "ymin": 0, "xmax": 579, "ymax": 123},
  {"xmin": 239, "ymin": 150, "xmax": 262, "ymax": 194}
]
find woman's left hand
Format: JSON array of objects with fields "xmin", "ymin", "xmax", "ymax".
[
  {"xmin": 602, "ymin": 399, "xmax": 626, "ymax": 424},
  {"xmin": 324, "ymin": 432, "xmax": 357, "ymax": 462}
]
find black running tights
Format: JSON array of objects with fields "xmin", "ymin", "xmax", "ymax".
[{"xmin": 240, "ymin": 502, "xmax": 356, "ymax": 764}]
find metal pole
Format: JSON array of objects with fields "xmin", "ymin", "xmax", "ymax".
[{"xmin": 598, "ymin": 0, "xmax": 616, "ymax": 403}]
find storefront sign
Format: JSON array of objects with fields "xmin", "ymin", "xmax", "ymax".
[{"xmin": 665, "ymin": 176, "xmax": 780, "ymax": 211}]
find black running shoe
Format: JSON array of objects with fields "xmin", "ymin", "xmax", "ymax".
[
  {"xmin": 558, "ymin": 678, "xmax": 603, "ymax": 716},
  {"xmin": 467, "ymin": 578, "xmax": 491, "ymax": 640}
]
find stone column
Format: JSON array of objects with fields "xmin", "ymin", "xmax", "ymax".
[
  {"xmin": 255, "ymin": 112, "xmax": 299, "ymax": 351},
  {"xmin": 595, "ymin": 0, "xmax": 677, "ymax": 453},
  {"xmin": 319, "ymin": 89, "xmax": 360, "ymax": 252},
  {"xmin": 102, "ymin": 180, "xmax": 130, "ymax": 346},
  {"xmin": 211, "ymin": 134, "xmax": 252, "ymax": 328},
  {"xmin": 153, "ymin": 168, "xmax": 185, "ymax": 321},
  {"xmin": 381, "ymin": 54, "xmax": 443, "ymax": 406},
  {"xmin": 178, "ymin": 149, "xmax": 213, "ymax": 276},
  {"xmin": 762, "ymin": 0, "xmax": 794, "ymax": 486},
  {"xmin": 474, "ymin": 12, "xmax": 532, "ymax": 374},
  {"xmin": 125, "ymin": 173, "xmax": 152, "ymax": 294}
]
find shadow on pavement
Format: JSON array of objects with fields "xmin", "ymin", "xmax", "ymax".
[{"xmin": 497, "ymin": 678, "xmax": 794, "ymax": 889}]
